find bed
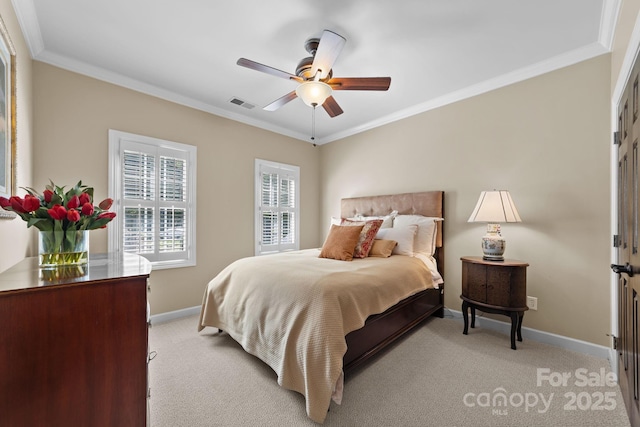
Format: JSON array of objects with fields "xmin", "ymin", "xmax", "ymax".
[{"xmin": 198, "ymin": 191, "xmax": 444, "ymax": 423}]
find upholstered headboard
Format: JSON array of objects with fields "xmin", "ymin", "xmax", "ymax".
[
  {"xmin": 341, "ymin": 191, "xmax": 444, "ymax": 246},
  {"xmin": 341, "ymin": 191, "xmax": 445, "ymax": 278}
]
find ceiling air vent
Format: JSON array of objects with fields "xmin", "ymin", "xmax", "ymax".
[{"xmin": 229, "ymin": 97, "xmax": 255, "ymax": 109}]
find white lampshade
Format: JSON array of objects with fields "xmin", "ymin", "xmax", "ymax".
[
  {"xmin": 468, "ymin": 191, "xmax": 522, "ymax": 223},
  {"xmin": 468, "ymin": 190, "xmax": 521, "ymax": 261},
  {"xmin": 295, "ymin": 81, "xmax": 332, "ymax": 107}
]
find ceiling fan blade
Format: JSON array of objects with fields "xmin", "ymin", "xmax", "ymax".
[
  {"xmin": 322, "ymin": 96, "xmax": 344, "ymax": 117},
  {"xmin": 328, "ymin": 77, "xmax": 391, "ymax": 91},
  {"xmin": 264, "ymin": 91, "xmax": 298, "ymax": 111},
  {"xmin": 237, "ymin": 58, "xmax": 303, "ymax": 82},
  {"xmin": 311, "ymin": 30, "xmax": 346, "ymax": 80}
]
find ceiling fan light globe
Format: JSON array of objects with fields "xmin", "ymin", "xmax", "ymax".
[{"xmin": 296, "ymin": 81, "xmax": 332, "ymax": 107}]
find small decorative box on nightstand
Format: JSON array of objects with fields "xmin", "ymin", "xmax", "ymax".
[{"xmin": 460, "ymin": 256, "xmax": 529, "ymax": 350}]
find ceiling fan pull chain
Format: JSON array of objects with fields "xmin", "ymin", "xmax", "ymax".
[{"xmin": 311, "ymin": 103, "xmax": 317, "ymax": 142}]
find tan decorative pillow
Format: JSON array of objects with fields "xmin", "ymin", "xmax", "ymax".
[
  {"xmin": 368, "ymin": 239, "xmax": 398, "ymax": 257},
  {"xmin": 319, "ymin": 224, "xmax": 365, "ymax": 261},
  {"xmin": 340, "ymin": 219, "xmax": 384, "ymax": 258}
]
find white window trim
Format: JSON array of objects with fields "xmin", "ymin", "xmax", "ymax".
[
  {"xmin": 255, "ymin": 159, "xmax": 300, "ymax": 256},
  {"xmin": 108, "ymin": 129, "xmax": 197, "ymax": 269}
]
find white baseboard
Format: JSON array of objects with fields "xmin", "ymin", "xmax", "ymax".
[
  {"xmin": 609, "ymin": 348, "xmax": 618, "ymax": 374},
  {"xmin": 150, "ymin": 305, "xmax": 201, "ymax": 325},
  {"xmin": 444, "ymin": 308, "xmax": 612, "ymax": 361}
]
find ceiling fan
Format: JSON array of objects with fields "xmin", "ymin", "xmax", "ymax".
[{"xmin": 237, "ymin": 30, "xmax": 391, "ymax": 118}]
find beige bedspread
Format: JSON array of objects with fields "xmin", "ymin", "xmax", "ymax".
[{"xmin": 198, "ymin": 249, "xmax": 436, "ymax": 423}]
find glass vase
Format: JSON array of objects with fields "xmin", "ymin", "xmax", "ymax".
[{"xmin": 38, "ymin": 230, "xmax": 89, "ymax": 268}]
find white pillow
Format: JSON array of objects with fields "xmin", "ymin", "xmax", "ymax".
[
  {"xmin": 375, "ymin": 224, "xmax": 418, "ymax": 256},
  {"xmin": 353, "ymin": 210, "xmax": 398, "ymax": 229},
  {"xmin": 393, "ymin": 215, "xmax": 443, "ymax": 256}
]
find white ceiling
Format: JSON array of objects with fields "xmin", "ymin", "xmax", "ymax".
[{"xmin": 12, "ymin": 0, "xmax": 619, "ymax": 145}]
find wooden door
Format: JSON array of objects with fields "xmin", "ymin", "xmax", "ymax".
[{"xmin": 614, "ymin": 49, "xmax": 640, "ymax": 427}]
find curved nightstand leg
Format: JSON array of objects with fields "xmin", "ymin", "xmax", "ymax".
[
  {"xmin": 510, "ymin": 311, "xmax": 518, "ymax": 350},
  {"xmin": 462, "ymin": 300, "xmax": 469, "ymax": 335},
  {"xmin": 517, "ymin": 312, "xmax": 524, "ymax": 342},
  {"xmin": 470, "ymin": 306, "xmax": 476, "ymax": 329}
]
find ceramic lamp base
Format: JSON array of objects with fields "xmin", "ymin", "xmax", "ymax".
[{"xmin": 481, "ymin": 223, "xmax": 505, "ymax": 261}]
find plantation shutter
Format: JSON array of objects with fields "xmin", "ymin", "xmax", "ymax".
[
  {"xmin": 122, "ymin": 150, "xmax": 155, "ymax": 254},
  {"xmin": 116, "ymin": 138, "xmax": 192, "ymax": 265},
  {"xmin": 256, "ymin": 160, "xmax": 300, "ymax": 255},
  {"xmin": 159, "ymin": 156, "xmax": 187, "ymax": 253}
]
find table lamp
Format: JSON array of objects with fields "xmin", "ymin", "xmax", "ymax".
[{"xmin": 468, "ymin": 190, "xmax": 521, "ymax": 261}]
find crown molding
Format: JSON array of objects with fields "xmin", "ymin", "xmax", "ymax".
[
  {"xmin": 599, "ymin": 0, "xmax": 622, "ymax": 51},
  {"xmin": 11, "ymin": 0, "xmax": 43, "ymax": 58},
  {"xmin": 35, "ymin": 42, "xmax": 610, "ymax": 146}
]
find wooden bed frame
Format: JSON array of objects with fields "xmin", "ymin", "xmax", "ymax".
[{"xmin": 340, "ymin": 191, "xmax": 445, "ymax": 372}]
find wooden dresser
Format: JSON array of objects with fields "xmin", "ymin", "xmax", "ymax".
[{"xmin": 0, "ymin": 253, "xmax": 152, "ymax": 427}]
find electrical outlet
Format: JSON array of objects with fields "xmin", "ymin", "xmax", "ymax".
[{"xmin": 527, "ymin": 296, "xmax": 538, "ymax": 311}]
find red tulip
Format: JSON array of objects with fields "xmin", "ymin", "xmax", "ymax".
[
  {"xmin": 43, "ymin": 189, "xmax": 53, "ymax": 203},
  {"xmin": 67, "ymin": 195, "xmax": 80, "ymax": 209},
  {"xmin": 9, "ymin": 196, "xmax": 27, "ymax": 213},
  {"xmin": 97, "ymin": 211, "xmax": 116, "ymax": 220},
  {"xmin": 47, "ymin": 204, "xmax": 67, "ymax": 221},
  {"xmin": 79, "ymin": 192, "xmax": 91, "ymax": 205},
  {"xmin": 98, "ymin": 198, "xmax": 113, "ymax": 210},
  {"xmin": 81, "ymin": 202, "xmax": 94, "ymax": 216},
  {"xmin": 66, "ymin": 208, "xmax": 80, "ymax": 222},
  {"xmin": 23, "ymin": 195, "xmax": 40, "ymax": 212},
  {"xmin": 0, "ymin": 197, "xmax": 10, "ymax": 209}
]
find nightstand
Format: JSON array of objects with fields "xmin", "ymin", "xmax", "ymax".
[{"xmin": 460, "ymin": 256, "xmax": 529, "ymax": 350}]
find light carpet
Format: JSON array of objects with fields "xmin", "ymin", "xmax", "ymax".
[{"xmin": 149, "ymin": 312, "xmax": 630, "ymax": 426}]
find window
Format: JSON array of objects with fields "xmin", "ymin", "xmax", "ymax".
[
  {"xmin": 255, "ymin": 159, "xmax": 300, "ymax": 255},
  {"xmin": 108, "ymin": 130, "xmax": 197, "ymax": 269}
]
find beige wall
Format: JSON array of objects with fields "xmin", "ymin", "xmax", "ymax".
[
  {"xmin": 320, "ymin": 55, "xmax": 612, "ymax": 346},
  {"xmin": 0, "ymin": 0, "xmax": 33, "ymax": 273},
  {"xmin": 31, "ymin": 63, "xmax": 321, "ymax": 314}
]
